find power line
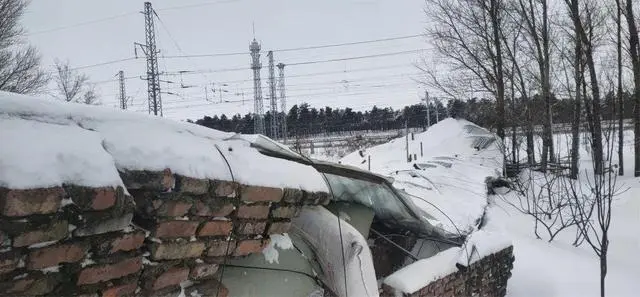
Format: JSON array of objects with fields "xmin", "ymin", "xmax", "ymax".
[
  {"xmin": 154, "ymin": 0, "xmax": 241, "ymax": 12},
  {"xmin": 285, "ymin": 49, "xmax": 425, "ymax": 66},
  {"xmin": 27, "ymin": 12, "xmax": 138, "ymax": 36},
  {"xmin": 161, "ymin": 49, "xmax": 427, "ymax": 77},
  {"xmin": 161, "ymin": 34, "xmax": 424, "ymax": 59}
]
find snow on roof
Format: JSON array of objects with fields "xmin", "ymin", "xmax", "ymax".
[
  {"xmin": 0, "ymin": 92, "xmax": 328, "ymax": 192},
  {"xmin": 341, "ymin": 118, "xmax": 503, "ymax": 236}
]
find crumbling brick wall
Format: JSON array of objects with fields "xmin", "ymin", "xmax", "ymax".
[
  {"xmin": 0, "ymin": 168, "xmax": 329, "ymax": 297},
  {"xmin": 382, "ymin": 246, "xmax": 515, "ymax": 297}
]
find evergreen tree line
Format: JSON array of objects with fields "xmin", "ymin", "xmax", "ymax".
[{"xmin": 191, "ymin": 91, "xmax": 637, "ymax": 138}]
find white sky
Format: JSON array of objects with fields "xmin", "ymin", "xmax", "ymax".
[{"xmin": 22, "ymin": 0, "xmax": 434, "ymax": 121}]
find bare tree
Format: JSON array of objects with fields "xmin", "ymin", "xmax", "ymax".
[
  {"xmin": 0, "ymin": 0, "xmax": 49, "ymax": 94},
  {"xmin": 507, "ymin": 167, "xmax": 578, "ymax": 242},
  {"xmin": 563, "ymin": 0, "xmax": 607, "ymax": 175},
  {"xmin": 616, "ymin": 0, "xmax": 624, "ymax": 176},
  {"xmin": 562, "ymin": 121, "xmax": 625, "ymax": 297},
  {"xmin": 53, "ymin": 59, "xmax": 100, "ymax": 105},
  {"xmin": 512, "ymin": 0, "xmax": 556, "ymax": 170},
  {"xmin": 422, "ymin": 0, "xmax": 507, "ymax": 140},
  {"xmin": 623, "ymin": 0, "xmax": 640, "ymax": 177}
]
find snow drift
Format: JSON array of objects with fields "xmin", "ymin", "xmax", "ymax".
[
  {"xmin": 0, "ymin": 91, "xmax": 328, "ymax": 193},
  {"xmin": 341, "ymin": 118, "xmax": 503, "ymax": 235}
]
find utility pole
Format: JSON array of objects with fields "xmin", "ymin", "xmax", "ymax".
[
  {"xmin": 267, "ymin": 51, "xmax": 279, "ymax": 139},
  {"xmin": 117, "ymin": 70, "xmax": 128, "ymax": 110},
  {"xmin": 277, "ymin": 63, "xmax": 287, "ymax": 143},
  {"xmin": 422, "ymin": 90, "xmax": 431, "ymax": 127},
  {"xmin": 250, "ymin": 38, "xmax": 265, "ymax": 135},
  {"xmin": 135, "ymin": 2, "xmax": 162, "ymax": 116}
]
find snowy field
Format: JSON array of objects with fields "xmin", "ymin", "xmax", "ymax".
[
  {"xmin": 339, "ymin": 119, "xmax": 639, "ymax": 296},
  {"xmin": 495, "ymin": 131, "xmax": 640, "ymax": 297}
]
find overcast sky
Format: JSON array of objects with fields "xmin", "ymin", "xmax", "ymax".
[{"xmin": 22, "ymin": 0, "xmax": 433, "ymax": 121}]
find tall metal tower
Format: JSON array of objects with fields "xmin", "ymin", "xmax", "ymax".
[
  {"xmin": 277, "ymin": 63, "xmax": 287, "ymax": 143},
  {"xmin": 250, "ymin": 39, "xmax": 265, "ymax": 134},
  {"xmin": 267, "ymin": 51, "xmax": 279, "ymax": 139},
  {"xmin": 117, "ymin": 70, "xmax": 128, "ymax": 110},
  {"xmin": 136, "ymin": 2, "xmax": 162, "ymax": 116}
]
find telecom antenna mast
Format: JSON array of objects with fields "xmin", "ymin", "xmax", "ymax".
[
  {"xmin": 250, "ymin": 38, "xmax": 265, "ymax": 134},
  {"xmin": 267, "ymin": 51, "xmax": 279, "ymax": 139},
  {"xmin": 135, "ymin": 2, "xmax": 162, "ymax": 116},
  {"xmin": 277, "ymin": 63, "xmax": 287, "ymax": 142}
]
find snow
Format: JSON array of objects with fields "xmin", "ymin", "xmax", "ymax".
[
  {"xmin": 457, "ymin": 229, "xmax": 512, "ymax": 266},
  {"xmin": 341, "ymin": 118, "xmax": 502, "ymax": 235},
  {"xmin": 0, "ymin": 92, "xmax": 328, "ymax": 192},
  {"xmin": 383, "ymin": 247, "xmax": 461, "ymax": 294},
  {"xmin": 383, "ymin": 229, "xmax": 511, "ymax": 294},
  {"xmin": 492, "ymin": 131, "xmax": 640, "ymax": 297},
  {"xmin": 41, "ymin": 265, "xmax": 60, "ymax": 273},
  {"xmin": 262, "ymin": 233, "xmax": 294, "ymax": 264},
  {"xmin": 291, "ymin": 206, "xmax": 379, "ymax": 297},
  {"xmin": 28, "ymin": 240, "xmax": 57, "ymax": 249}
]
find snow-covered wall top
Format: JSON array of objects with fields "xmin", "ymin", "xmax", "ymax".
[
  {"xmin": 341, "ymin": 118, "xmax": 503, "ymax": 236},
  {"xmin": 0, "ymin": 92, "xmax": 328, "ymax": 192}
]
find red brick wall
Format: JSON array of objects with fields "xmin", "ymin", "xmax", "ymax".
[
  {"xmin": 381, "ymin": 246, "xmax": 515, "ymax": 297},
  {"xmin": 0, "ymin": 168, "xmax": 330, "ymax": 297}
]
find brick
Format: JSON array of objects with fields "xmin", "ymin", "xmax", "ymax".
[
  {"xmin": 1, "ymin": 187, "xmax": 64, "ymax": 217},
  {"xmin": 74, "ymin": 213, "xmax": 134, "ymax": 237},
  {"xmin": 66, "ymin": 186, "xmax": 121, "ymax": 210},
  {"xmin": 267, "ymin": 221, "xmax": 292, "ymax": 234},
  {"xmin": 282, "ymin": 188, "xmax": 304, "ymax": 204},
  {"xmin": 192, "ymin": 200, "xmax": 234, "ymax": 217},
  {"xmin": 233, "ymin": 239, "xmax": 268, "ymax": 256},
  {"xmin": 179, "ymin": 176, "xmax": 210, "ymax": 195},
  {"xmin": 190, "ymin": 263, "xmax": 219, "ymax": 280},
  {"xmin": 241, "ymin": 186, "xmax": 283, "ymax": 202},
  {"xmin": 109, "ymin": 231, "xmax": 146, "ymax": 254},
  {"xmin": 0, "ymin": 230, "xmax": 8, "ymax": 247},
  {"xmin": 185, "ymin": 280, "xmax": 228, "ymax": 297},
  {"xmin": 118, "ymin": 169, "xmax": 173, "ymax": 191},
  {"xmin": 151, "ymin": 242, "xmax": 205, "ymax": 260},
  {"xmin": 4, "ymin": 275, "xmax": 59, "ymax": 295},
  {"xmin": 154, "ymin": 221, "xmax": 199, "ymax": 239},
  {"xmin": 206, "ymin": 240, "xmax": 236, "ymax": 257},
  {"xmin": 213, "ymin": 181, "xmax": 237, "ymax": 197},
  {"xmin": 0, "ymin": 251, "xmax": 21, "ymax": 275},
  {"xmin": 28, "ymin": 243, "xmax": 86, "ymax": 269},
  {"xmin": 198, "ymin": 221, "xmax": 233, "ymax": 237},
  {"xmin": 102, "ymin": 282, "xmax": 138, "ymax": 297},
  {"xmin": 156, "ymin": 200, "xmax": 192, "ymax": 217},
  {"xmin": 77, "ymin": 257, "xmax": 142, "ymax": 285},
  {"xmin": 237, "ymin": 204, "xmax": 270, "ymax": 219},
  {"xmin": 271, "ymin": 205, "xmax": 300, "ymax": 218},
  {"xmin": 237, "ymin": 221, "xmax": 266, "ymax": 235},
  {"xmin": 13, "ymin": 220, "xmax": 68, "ymax": 247},
  {"xmin": 152, "ymin": 267, "xmax": 189, "ymax": 291}
]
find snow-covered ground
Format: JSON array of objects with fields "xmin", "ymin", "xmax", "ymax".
[{"xmin": 493, "ymin": 131, "xmax": 640, "ymax": 297}]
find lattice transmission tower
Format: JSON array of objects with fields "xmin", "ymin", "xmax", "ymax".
[
  {"xmin": 135, "ymin": 2, "xmax": 162, "ymax": 116},
  {"xmin": 267, "ymin": 51, "xmax": 279, "ymax": 139},
  {"xmin": 277, "ymin": 63, "xmax": 287, "ymax": 142},
  {"xmin": 250, "ymin": 39, "xmax": 265, "ymax": 134}
]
